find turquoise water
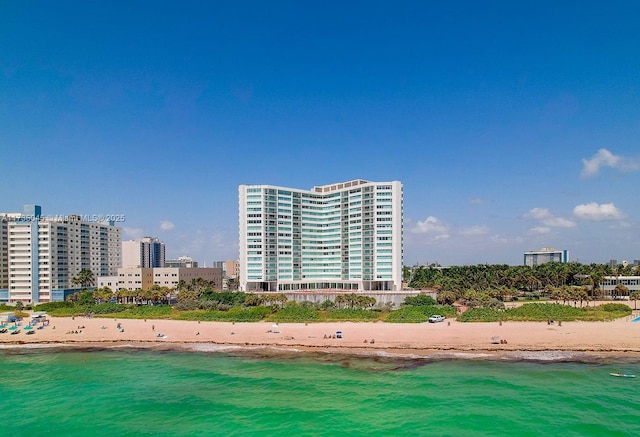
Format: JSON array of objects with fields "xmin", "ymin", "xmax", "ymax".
[{"xmin": 0, "ymin": 348, "xmax": 638, "ymax": 436}]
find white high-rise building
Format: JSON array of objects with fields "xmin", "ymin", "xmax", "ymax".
[
  {"xmin": 523, "ymin": 247, "xmax": 569, "ymax": 267},
  {"xmin": 1, "ymin": 205, "xmax": 121, "ymax": 303},
  {"xmin": 239, "ymin": 179, "xmax": 403, "ymax": 292},
  {"xmin": 122, "ymin": 237, "xmax": 165, "ymax": 268}
]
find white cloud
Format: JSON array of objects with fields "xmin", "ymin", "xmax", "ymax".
[
  {"xmin": 459, "ymin": 225, "xmax": 489, "ymax": 236},
  {"xmin": 573, "ymin": 202, "xmax": 624, "ymax": 221},
  {"xmin": 468, "ymin": 198, "xmax": 486, "ymax": 205},
  {"xmin": 434, "ymin": 233, "xmax": 450, "ymax": 240},
  {"xmin": 411, "ymin": 216, "xmax": 448, "ymax": 234},
  {"xmin": 581, "ymin": 148, "xmax": 640, "ymax": 177},
  {"xmin": 530, "ymin": 227, "xmax": 551, "ymax": 234},
  {"xmin": 543, "ymin": 217, "xmax": 576, "ymax": 228},
  {"xmin": 524, "ymin": 208, "xmax": 552, "ymax": 221},
  {"xmin": 123, "ymin": 227, "xmax": 145, "ymax": 240},
  {"xmin": 160, "ymin": 220, "xmax": 175, "ymax": 231},
  {"xmin": 490, "ymin": 234, "xmax": 523, "ymax": 244},
  {"xmin": 524, "ymin": 208, "xmax": 576, "ymax": 228}
]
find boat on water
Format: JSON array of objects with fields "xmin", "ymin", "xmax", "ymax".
[{"xmin": 610, "ymin": 372, "xmax": 636, "ymax": 378}]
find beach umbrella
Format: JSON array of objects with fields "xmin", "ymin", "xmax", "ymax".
[
  {"xmin": 8, "ymin": 326, "xmax": 17, "ymax": 331},
  {"xmin": 24, "ymin": 325, "xmax": 33, "ymax": 331}
]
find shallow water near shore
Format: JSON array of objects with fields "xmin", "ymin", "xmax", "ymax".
[{"xmin": 0, "ymin": 348, "xmax": 638, "ymax": 436}]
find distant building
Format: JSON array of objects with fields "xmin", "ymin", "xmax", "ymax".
[
  {"xmin": 165, "ymin": 256, "xmax": 198, "ymax": 268},
  {"xmin": 122, "ymin": 237, "xmax": 165, "ymax": 268},
  {"xmin": 113, "ymin": 266, "xmax": 222, "ymax": 291},
  {"xmin": 239, "ymin": 179, "xmax": 403, "ymax": 292},
  {"xmin": 212, "ymin": 260, "xmax": 240, "ymax": 278},
  {"xmin": 608, "ymin": 259, "xmax": 618, "ymax": 268},
  {"xmin": 96, "ymin": 275, "xmax": 119, "ymax": 290},
  {"xmin": 523, "ymin": 247, "xmax": 569, "ymax": 267},
  {"xmin": 599, "ymin": 276, "xmax": 640, "ymax": 298},
  {"xmin": 0, "ymin": 205, "xmax": 121, "ymax": 303}
]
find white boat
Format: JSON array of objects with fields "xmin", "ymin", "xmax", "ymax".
[{"xmin": 610, "ymin": 372, "xmax": 636, "ymax": 378}]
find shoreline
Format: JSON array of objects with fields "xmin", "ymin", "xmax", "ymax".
[
  {"xmin": 2, "ymin": 341, "xmax": 640, "ymax": 364},
  {"xmin": 1, "ymin": 313, "xmax": 640, "ymax": 363}
]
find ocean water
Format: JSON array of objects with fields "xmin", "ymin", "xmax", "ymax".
[{"xmin": 0, "ymin": 347, "xmax": 638, "ymax": 436}]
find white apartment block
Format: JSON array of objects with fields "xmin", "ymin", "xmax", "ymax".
[
  {"xmin": 239, "ymin": 179, "xmax": 403, "ymax": 293},
  {"xmin": 1, "ymin": 205, "xmax": 121, "ymax": 303},
  {"xmin": 524, "ymin": 247, "xmax": 569, "ymax": 267},
  {"xmin": 114, "ymin": 267, "xmax": 223, "ymax": 291}
]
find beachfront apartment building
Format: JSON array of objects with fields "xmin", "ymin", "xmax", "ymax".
[
  {"xmin": 524, "ymin": 247, "xmax": 569, "ymax": 267},
  {"xmin": 122, "ymin": 237, "xmax": 165, "ymax": 268},
  {"xmin": 238, "ymin": 179, "xmax": 403, "ymax": 293},
  {"xmin": 0, "ymin": 205, "xmax": 121, "ymax": 303}
]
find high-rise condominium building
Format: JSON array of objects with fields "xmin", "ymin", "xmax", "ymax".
[
  {"xmin": 239, "ymin": 179, "xmax": 403, "ymax": 293},
  {"xmin": 122, "ymin": 237, "xmax": 166, "ymax": 268},
  {"xmin": 523, "ymin": 247, "xmax": 569, "ymax": 267},
  {"xmin": 0, "ymin": 205, "xmax": 121, "ymax": 303}
]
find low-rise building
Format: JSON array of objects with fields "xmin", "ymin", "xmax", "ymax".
[
  {"xmin": 109, "ymin": 267, "xmax": 222, "ymax": 291},
  {"xmin": 599, "ymin": 276, "xmax": 640, "ymax": 298}
]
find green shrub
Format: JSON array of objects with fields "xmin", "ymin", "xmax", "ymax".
[
  {"xmin": 403, "ymin": 295, "xmax": 437, "ymax": 306},
  {"xmin": 456, "ymin": 308, "xmax": 504, "ymax": 322},
  {"xmin": 34, "ymin": 301, "xmax": 75, "ymax": 311},
  {"xmin": 268, "ymin": 303, "xmax": 319, "ymax": 322},
  {"xmin": 177, "ymin": 306, "xmax": 270, "ymax": 322},
  {"xmin": 600, "ymin": 303, "xmax": 632, "ymax": 314},
  {"xmin": 325, "ymin": 309, "xmax": 379, "ymax": 321},
  {"xmin": 385, "ymin": 307, "xmax": 431, "ymax": 323},
  {"xmin": 457, "ymin": 303, "xmax": 631, "ymax": 322},
  {"xmin": 87, "ymin": 303, "xmax": 128, "ymax": 315},
  {"xmin": 385, "ymin": 305, "xmax": 455, "ymax": 323}
]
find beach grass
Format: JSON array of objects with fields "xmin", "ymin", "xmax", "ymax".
[{"xmin": 458, "ymin": 302, "xmax": 632, "ymax": 322}]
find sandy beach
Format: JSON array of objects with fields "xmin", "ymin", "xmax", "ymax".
[{"xmin": 2, "ymin": 310, "xmax": 640, "ymax": 360}]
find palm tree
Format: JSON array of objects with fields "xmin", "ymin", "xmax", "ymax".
[
  {"xmin": 71, "ymin": 269, "xmax": 95, "ymax": 290},
  {"xmin": 613, "ymin": 284, "xmax": 629, "ymax": 300},
  {"xmin": 630, "ymin": 291, "xmax": 640, "ymax": 310}
]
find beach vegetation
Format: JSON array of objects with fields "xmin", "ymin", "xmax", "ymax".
[
  {"xmin": 385, "ymin": 305, "xmax": 457, "ymax": 323},
  {"xmin": 457, "ymin": 302, "xmax": 632, "ymax": 322},
  {"xmin": 267, "ymin": 301, "xmax": 319, "ymax": 322},
  {"xmin": 323, "ymin": 308, "xmax": 379, "ymax": 321},
  {"xmin": 436, "ymin": 291, "xmax": 456, "ymax": 305},
  {"xmin": 334, "ymin": 293, "xmax": 376, "ymax": 310},
  {"xmin": 402, "ymin": 294, "xmax": 436, "ymax": 306},
  {"xmin": 407, "ymin": 262, "xmax": 635, "ymax": 303},
  {"xmin": 320, "ymin": 299, "xmax": 336, "ymax": 310},
  {"xmin": 200, "ymin": 291, "xmax": 249, "ymax": 306},
  {"xmin": 177, "ymin": 306, "xmax": 271, "ymax": 322}
]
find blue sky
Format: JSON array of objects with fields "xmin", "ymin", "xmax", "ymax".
[{"xmin": 1, "ymin": 1, "xmax": 639, "ymax": 266}]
